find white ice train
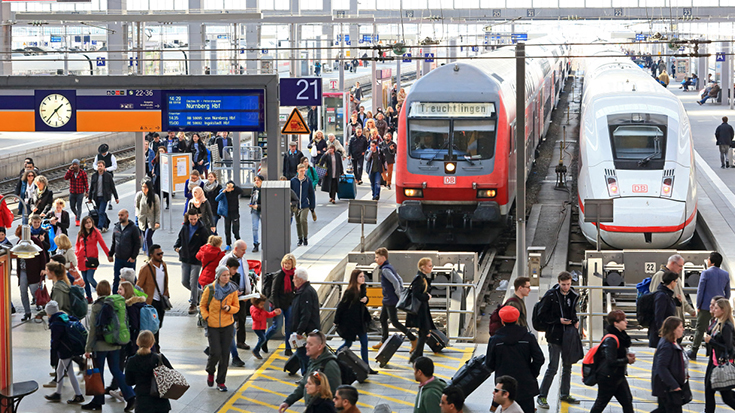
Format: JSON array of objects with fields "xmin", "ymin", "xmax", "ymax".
[{"xmin": 577, "ymin": 49, "xmax": 697, "ymax": 249}]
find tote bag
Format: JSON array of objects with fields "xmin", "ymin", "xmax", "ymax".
[
  {"xmin": 84, "ymin": 358, "xmax": 105, "ymax": 396},
  {"xmin": 151, "ymin": 354, "xmax": 190, "ymax": 399}
]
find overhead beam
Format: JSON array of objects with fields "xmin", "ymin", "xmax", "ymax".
[{"xmin": 13, "ymin": 11, "xmax": 375, "ymax": 24}]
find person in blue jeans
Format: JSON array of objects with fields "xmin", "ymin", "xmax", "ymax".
[
  {"xmin": 365, "ymin": 141, "xmax": 384, "ymax": 201},
  {"xmin": 249, "ymin": 175, "xmax": 263, "ymax": 253},
  {"xmin": 335, "ymin": 269, "xmax": 378, "ymax": 374},
  {"xmin": 83, "ymin": 280, "xmax": 135, "ymax": 411},
  {"xmin": 108, "ymin": 209, "xmax": 141, "ymax": 294},
  {"xmin": 265, "ymin": 254, "xmax": 297, "ymax": 356},
  {"xmin": 88, "ymin": 161, "xmax": 119, "ymax": 232}
]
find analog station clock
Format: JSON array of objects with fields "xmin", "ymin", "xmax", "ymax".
[{"xmin": 39, "ymin": 93, "xmax": 73, "ymax": 127}]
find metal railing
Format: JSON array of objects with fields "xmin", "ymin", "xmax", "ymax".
[
  {"xmin": 310, "ymin": 280, "xmax": 478, "ymax": 341},
  {"xmin": 575, "ymin": 284, "xmax": 697, "ymax": 347}
]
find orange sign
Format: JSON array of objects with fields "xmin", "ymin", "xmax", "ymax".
[
  {"xmin": 281, "ymin": 108, "xmax": 311, "ymax": 135},
  {"xmin": 366, "ymin": 286, "xmax": 383, "ymax": 307}
]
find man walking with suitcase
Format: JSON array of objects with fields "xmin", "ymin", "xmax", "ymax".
[{"xmin": 373, "ymin": 248, "xmax": 418, "ymax": 352}]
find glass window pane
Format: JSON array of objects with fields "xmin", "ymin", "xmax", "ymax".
[
  {"xmin": 360, "ymin": 0, "xmax": 376, "ymax": 9},
  {"xmin": 455, "ymin": 0, "xmax": 480, "ymax": 7},
  {"xmin": 534, "ymin": 0, "xmax": 558, "ymax": 7},
  {"xmin": 612, "ymin": 0, "xmax": 637, "ymax": 6},
  {"xmin": 558, "ymin": 0, "xmax": 583, "ymax": 6},
  {"xmin": 453, "ymin": 120, "xmax": 496, "ymax": 160},
  {"xmin": 409, "ymin": 120, "xmax": 450, "ymax": 159},
  {"xmin": 587, "ymin": 0, "xmax": 610, "ymax": 7},
  {"xmin": 377, "ymin": 0, "xmax": 399, "ymax": 8}
]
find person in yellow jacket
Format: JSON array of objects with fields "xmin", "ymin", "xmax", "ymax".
[
  {"xmin": 200, "ymin": 266, "xmax": 240, "ymax": 392},
  {"xmin": 658, "ymin": 70, "xmax": 670, "ymax": 87}
]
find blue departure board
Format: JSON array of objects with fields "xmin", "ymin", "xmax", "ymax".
[{"xmin": 162, "ymin": 90, "xmax": 265, "ymax": 132}]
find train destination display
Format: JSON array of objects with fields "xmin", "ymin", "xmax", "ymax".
[{"xmin": 162, "ymin": 90, "xmax": 265, "ymax": 132}]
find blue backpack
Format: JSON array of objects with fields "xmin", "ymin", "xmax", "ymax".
[
  {"xmin": 636, "ymin": 277, "xmax": 652, "ymax": 298},
  {"xmin": 62, "ymin": 318, "xmax": 88, "ymax": 356},
  {"xmin": 139, "ymin": 304, "xmax": 160, "ymax": 334}
]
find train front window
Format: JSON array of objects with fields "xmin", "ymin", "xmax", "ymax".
[
  {"xmin": 453, "ymin": 120, "xmax": 496, "ymax": 160},
  {"xmin": 409, "ymin": 120, "xmax": 450, "ymax": 159},
  {"xmin": 608, "ymin": 114, "xmax": 668, "ymax": 170}
]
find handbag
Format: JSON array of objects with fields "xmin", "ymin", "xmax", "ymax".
[
  {"xmin": 150, "ymin": 263, "xmax": 173, "ymax": 310},
  {"xmin": 35, "ymin": 281, "xmax": 50, "ymax": 307},
  {"xmin": 83, "ymin": 358, "xmax": 105, "ymax": 396},
  {"xmin": 711, "ymin": 352, "xmax": 735, "ymax": 391},
  {"xmin": 310, "ymin": 145, "xmax": 318, "ymax": 158},
  {"xmin": 83, "ymin": 240, "xmax": 99, "ymax": 269},
  {"xmin": 668, "ymin": 381, "xmax": 692, "ymax": 405},
  {"xmin": 150, "ymin": 354, "xmax": 190, "ymax": 399},
  {"xmin": 396, "ymin": 286, "xmax": 419, "ymax": 315},
  {"xmin": 315, "ymin": 162, "xmax": 328, "ymax": 180},
  {"xmin": 69, "ymin": 266, "xmax": 85, "ymax": 288}
]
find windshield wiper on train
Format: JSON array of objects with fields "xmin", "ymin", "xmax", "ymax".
[
  {"xmin": 421, "ymin": 153, "xmax": 444, "ymax": 165},
  {"xmin": 637, "ymin": 152, "xmax": 659, "ymax": 166},
  {"xmin": 459, "ymin": 155, "xmax": 477, "ymax": 166}
]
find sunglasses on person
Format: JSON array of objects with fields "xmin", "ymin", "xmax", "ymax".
[{"xmin": 493, "ymin": 387, "xmax": 507, "ymax": 394}]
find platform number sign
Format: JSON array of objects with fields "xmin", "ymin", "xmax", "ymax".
[
  {"xmin": 527, "ymin": 9, "xmax": 535, "ymax": 17},
  {"xmin": 279, "ymin": 78, "xmax": 323, "ymax": 106},
  {"xmin": 683, "ymin": 7, "xmax": 692, "ymax": 16},
  {"xmin": 493, "ymin": 9, "xmax": 501, "ymax": 17},
  {"xmin": 614, "ymin": 8, "xmax": 623, "ymax": 17},
  {"xmin": 645, "ymin": 262, "xmax": 657, "ymax": 274}
]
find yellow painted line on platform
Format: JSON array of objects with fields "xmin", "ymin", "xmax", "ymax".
[
  {"xmin": 375, "ymin": 358, "xmax": 452, "ymax": 380},
  {"xmin": 637, "ymin": 349, "xmax": 709, "ymax": 368},
  {"xmin": 377, "ymin": 369, "xmax": 416, "ymax": 383},
  {"xmin": 260, "ymin": 372, "xmax": 300, "ymax": 387},
  {"xmin": 225, "ymin": 407, "xmax": 255, "ymax": 413},
  {"xmin": 631, "ymin": 354, "xmax": 706, "ymax": 376},
  {"xmin": 218, "ymin": 344, "xmax": 285, "ymax": 413},
  {"xmin": 390, "ymin": 353, "xmax": 461, "ymax": 371},
  {"xmin": 429, "ymin": 352, "xmax": 466, "ymax": 361},
  {"xmin": 238, "ymin": 395, "xmax": 299, "ymax": 413},
  {"xmin": 369, "ymin": 378, "xmax": 418, "ymax": 394}
]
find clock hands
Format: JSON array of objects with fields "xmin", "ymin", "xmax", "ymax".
[{"xmin": 44, "ymin": 104, "xmax": 63, "ymax": 121}]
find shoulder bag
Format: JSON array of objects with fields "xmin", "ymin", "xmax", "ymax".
[
  {"xmin": 711, "ymin": 351, "xmax": 735, "ymax": 391},
  {"xmin": 396, "ymin": 282, "xmax": 419, "ymax": 315},
  {"xmin": 35, "ymin": 280, "xmax": 50, "ymax": 307},
  {"xmin": 84, "ymin": 237, "xmax": 99, "ymax": 269},
  {"xmin": 150, "ymin": 354, "xmax": 190, "ymax": 399},
  {"xmin": 150, "ymin": 264, "xmax": 172, "ymax": 310},
  {"xmin": 84, "ymin": 358, "xmax": 105, "ymax": 396}
]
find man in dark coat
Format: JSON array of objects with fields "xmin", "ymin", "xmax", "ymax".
[
  {"xmin": 307, "ymin": 106, "xmax": 318, "ymax": 141},
  {"xmin": 486, "ymin": 306, "xmax": 545, "ymax": 413},
  {"xmin": 649, "ymin": 271, "xmax": 680, "ymax": 348},
  {"xmin": 347, "ymin": 127, "xmax": 368, "ymax": 184},
  {"xmin": 320, "ymin": 145, "xmax": 344, "ymax": 203},
  {"xmin": 536, "ymin": 271, "xmax": 580, "ymax": 408},
  {"xmin": 88, "ymin": 160, "xmax": 119, "ymax": 231},
  {"xmin": 283, "ymin": 142, "xmax": 304, "ymax": 180},
  {"xmin": 173, "ymin": 212, "xmax": 211, "ymax": 314},
  {"xmin": 108, "ymin": 209, "xmax": 141, "ymax": 293},
  {"xmin": 716, "ymin": 116, "xmax": 735, "ymax": 168},
  {"xmin": 289, "ymin": 268, "xmax": 320, "ymax": 375}
]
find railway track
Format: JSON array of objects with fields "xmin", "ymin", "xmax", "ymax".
[{"xmin": 0, "ymin": 146, "xmax": 137, "ymax": 211}]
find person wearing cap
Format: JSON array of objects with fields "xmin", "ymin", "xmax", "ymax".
[
  {"xmin": 44, "ymin": 300, "xmax": 86, "ymax": 405},
  {"xmin": 64, "ymin": 159, "xmax": 88, "ymax": 227},
  {"xmin": 699, "ymin": 80, "xmax": 721, "ymax": 105},
  {"xmin": 485, "ymin": 305, "xmax": 545, "ymax": 413},
  {"xmin": 249, "ymin": 175, "xmax": 264, "ymax": 253},
  {"xmin": 88, "ymin": 161, "xmax": 119, "ymax": 232},
  {"xmin": 94, "ymin": 144, "xmax": 118, "ymax": 211},
  {"xmin": 283, "ymin": 141, "xmax": 304, "ymax": 181}
]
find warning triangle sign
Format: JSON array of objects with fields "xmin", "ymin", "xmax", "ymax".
[{"xmin": 281, "ymin": 108, "xmax": 311, "ymax": 135}]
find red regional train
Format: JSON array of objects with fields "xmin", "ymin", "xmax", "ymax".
[{"xmin": 395, "ymin": 38, "xmax": 570, "ymax": 244}]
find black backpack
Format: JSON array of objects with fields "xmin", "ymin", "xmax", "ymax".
[
  {"xmin": 636, "ymin": 291, "xmax": 657, "ymax": 328},
  {"xmin": 532, "ymin": 295, "xmax": 549, "ymax": 332},
  {"xmin": 262, "ymin": 271, "xmax": 279, "ymax": 300}
]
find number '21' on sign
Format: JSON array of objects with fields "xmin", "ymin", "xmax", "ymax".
[{"xmin": 279, "ymin": 78, "xmax": 323, "ymax": 107}]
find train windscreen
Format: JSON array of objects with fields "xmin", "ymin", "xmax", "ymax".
[
  {"xmin": 409, "ymin": 120, "xmax": 450, "ymax": 158},
  {"xmin": 453, "ymin": 121, "xmax": 496, "ymax": 160},
  {"xmin": 409, "ymin": 120, "xmax": 496, "ymax": 160},
  {"xmin": 608, "ymin": 113, "xmax": 667, "ymax": 170}
]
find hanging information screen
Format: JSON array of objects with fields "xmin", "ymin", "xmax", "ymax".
[{"xmin": 162, "ymin": 89, "xmax": 265, "ymax": 132}]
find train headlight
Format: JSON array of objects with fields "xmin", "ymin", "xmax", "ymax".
[
  {"xmin": 404, "ymin": 188, "xmax": 424, "ymax": 198},
  {"xmin": 606, "ymin": 176, "xmax": 620, "ymax": 197},
  {"xmin": 477, "ymin": 189, "xmax": 497, "ymax": 198},
  {"xmin": 661, "ymin": 176, "xmax": 674, "ymax": 198},
  {"xmin": 444, "ymin": 162, "xmax": 456, "ymax": 174}
]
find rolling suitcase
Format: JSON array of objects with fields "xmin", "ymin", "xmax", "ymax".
[
  {"xmin": 337, "ymin": 348, "xmax": 370, "ymax": 383},
  {"xmin": 283, "ymin": 353, "xmax": 300, "ymax": 376},
  {"xmin": 375, "ymin": 333, "xmax": 404, "ymax": 368},
  {"xmin": 447, "ymin": 355, "xmax": 492, "ymax": 397},
  {"xmin": 427, "ymin": 329, "xmax": 449, "ymax": 353},
  {"xmin": 338, "ymin": 174, "xmax": 357, "ymax": 200},
  {"xmin": 85, "ymin": 200, "xmax": 99, "ymax": 223}
]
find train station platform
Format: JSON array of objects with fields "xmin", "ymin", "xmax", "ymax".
[{"xmin": 6, "ymin": 162, "xmax": 401, "ymax": 412}]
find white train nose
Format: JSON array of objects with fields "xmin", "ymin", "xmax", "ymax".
[{"xmin": 583, "ymin": 197, "xmax": 696, "ymax": 249}]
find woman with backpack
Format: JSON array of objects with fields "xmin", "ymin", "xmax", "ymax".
[
  {"xmin": 44, "ymin": 300, "xmax": 86, "ymax": 405},
  {"xmin": 200, "ymin": 266, "xmax": 240, "ymax": 392},
  {"xmin": 75, "ymin": 215, "xmax": 110, "ymax": 303},
  {"xmin": 47, "ymin": 261, "xmax": 72, "ymax": 314},
  {"xmin": 650, "ymin": 316, "xmax": 690, "ymax": 413},
  {"xmin": 124, "ymin": 330, "xmax": 172, "ymax": 413},
  {"xmin": 589, "ymin": 310, "xmax": 635, "ymax": 413},
  {"xmin": 119, "ymin": 281, "xmax": 147, "ymax": 362},
  {"xmin": 83, "ymin": 280, "xmax": 136, "ymax": 412},
  {"xmin": 704, "ymin": 297, "xmax": 735, "ymax": 412},
  {"xmin": 335, "ymin": 269, "xmax": 378, "ymax": 374},
  {"xmin": 406, "ymin": 257, "xmax": 436, "ymax": 364}
]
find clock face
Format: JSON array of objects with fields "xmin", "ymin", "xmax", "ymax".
[{"xmin": 39, "ymin": 94, "xmax": 72, "ymax": 128}]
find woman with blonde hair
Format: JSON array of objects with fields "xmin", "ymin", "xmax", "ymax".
[
  {"xmin": 304, "ymin": 371, "xmax": 337, "ymax": 413},
  {"xmin": 407, "ymin": 257, "xmax": 435, "ymax": 363},
  {"xmin": 31, "ymin": 175, "xmax": 53, "ymax": 217},
  {"xmin": 49, "ymin": 198, "xmax": 70, "ymax": 235},
  {"xmin": 197, "ymin": 235, "xmax": 225, "ymax": 287},
  {"xmin": 704, "ymin": 298, "xmax": 735, "ymax": 412},
  {"xmin": 124, "ymin": 330, "xmax": 172, "ymax": 413},
  {"xmin": 54, "ymin": 233, "xmax": 77, "ymax": 281},
  {"xmin": 265, "ymin": 253, "xmax": 298, "ymax": 356}
]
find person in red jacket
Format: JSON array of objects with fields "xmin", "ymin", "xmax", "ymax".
[
  {"xmin": 197, "ymin": 235, "xmax": 225, "ymax": 287},
  {"xmin": 75, "ymin": 215, "xmax": 110, "ymax": 303},
  {"xmin": 249, "ymin": 294, "xmax": 281, "ymax": 360}
]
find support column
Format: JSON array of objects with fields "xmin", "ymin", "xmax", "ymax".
[
  {"xmin": 721, "ymin": 42, "xmax": 732, "ymax": 107},
  {"xmin": 0, "ymin": 3, "xmax": 11, "ymax": 75},
  {"xmin": 448, "ymin": 37, "xmax": 457, "ymax": 63},
  {"xmin": 187, "ymin": 0, "xmax": 204, "ymax": 75},
  {"xmin": 697, "ymin": 41, "xmax": 707, "ymax": 89},
  {"xmin": 338, "ymin": 23, "xmax": 345, "ymax": 91},
  {"xmin": 289, "ymin": 23, "xmax": 297, "ymax": 77},
  {"xmin": 349, "ymin": 0, "xmax": 358, "ymax": 61},
  {"xmin": 371, "ymin": 23, "xmax": 378, "ymax": 110},
  {"xmin": 516, "ymin": 43, "xmax": 527, "ymax": 277},
  {"xmin": 107, "ymin": 0, "xmax": 128, "ymax": 75},
  {"xmin": 135, "ymin": 132, "xmax": 145, "ymax": 187}
]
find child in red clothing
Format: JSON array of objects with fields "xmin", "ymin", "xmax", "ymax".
[{"xmin": 249, "ymin": 294, "xmax": 281, "ymax": 359}]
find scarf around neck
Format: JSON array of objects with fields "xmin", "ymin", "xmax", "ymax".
[
  {"xmin": 283, "ymin": 267, "xmax": 294, "ymax": 293},
  {"xmin": 203, "ymin": 180, "xmax": 219, "ymax": 193},
  {"xmin": 214, "ymin": 280, "xmax": 236, "ymax": 301},
  {"xmin": 188, "ymin": 178, "xmax": 200, "ymax": 193}
]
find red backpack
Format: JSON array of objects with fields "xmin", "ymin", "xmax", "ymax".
[{"xmin": 581, "ymin": 334, "xmax": 619, "ymax": 386}]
